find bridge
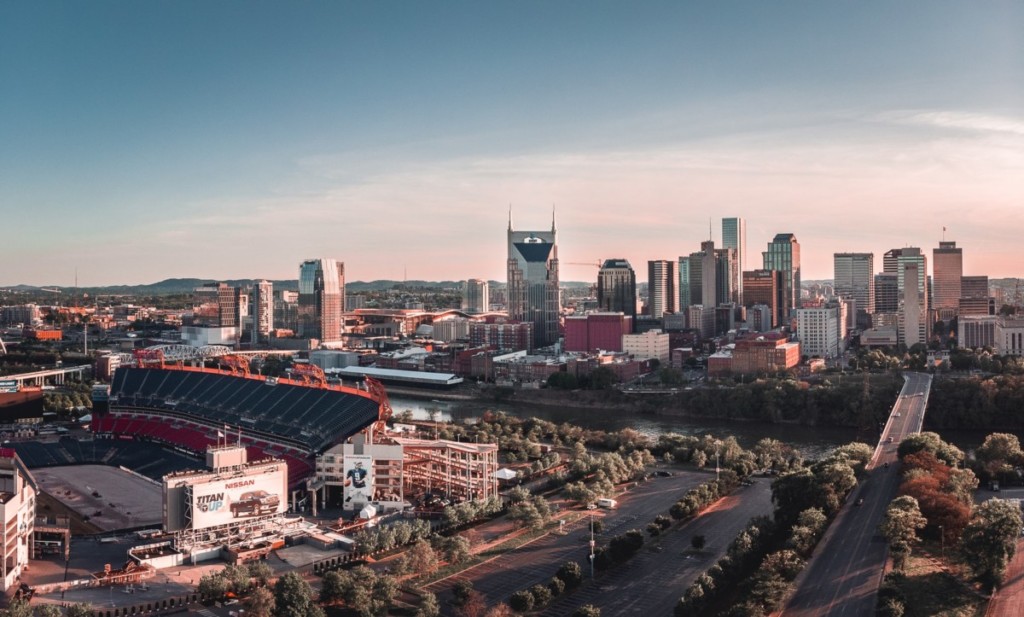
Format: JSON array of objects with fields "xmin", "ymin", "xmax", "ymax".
[
  {"xmin": 1, "ymin": 365, "xmax": 92, "ymax": 388},
  {"xmin": 782, "ymin": 372, "xmax": 933, "ymax": 617},
  {"xmin": 109, "ymin": 344, "xmax": 301, "ymax": 367}
]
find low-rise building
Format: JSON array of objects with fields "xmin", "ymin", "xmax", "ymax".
[{"xmin": 622, "ymin": 329, "xmax": 670, "ymax": 364}]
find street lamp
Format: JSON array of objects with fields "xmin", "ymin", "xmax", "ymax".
[{"xmin": 589, "ymin": 513, "xmax": 596, "ymax": 579}]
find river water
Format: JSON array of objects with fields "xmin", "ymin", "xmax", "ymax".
[{"xmin": 389, "ymin": 395, "xmax": 865, "ymax": 460}]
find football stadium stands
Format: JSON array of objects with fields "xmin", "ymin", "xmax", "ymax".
[{"xmin": 94, "ymin": 366, "xmax": 387, "ymax": 487}]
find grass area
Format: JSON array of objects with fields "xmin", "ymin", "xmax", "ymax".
[
  {"xmin": 412, "ymin": 512, "xmax": 589, "ymax": 587},
  {"xmin": 891, "ymin": 547, "xmax": 987, "ymax": 617}
]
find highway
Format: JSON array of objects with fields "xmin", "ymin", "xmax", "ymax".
[{"xmin": 781, "ymin": 372, "xmax": 933, "ymax": 617}]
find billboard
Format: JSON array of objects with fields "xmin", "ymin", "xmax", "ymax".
[
  {"xmin": 189, "ymin": 464, "xmax": 287, "ymax": 530},
  {"xmin": 0, "ymin": 381, "xmax": 17, "ymax": 394},
  {"xmin": 343, "ymin": 455, "xmax": 373, "ymax": 506}
]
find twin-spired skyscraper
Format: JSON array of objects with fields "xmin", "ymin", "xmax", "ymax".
[{"xmin": 507, "ymin": 213, "xmax": 560, "ymax": 347}]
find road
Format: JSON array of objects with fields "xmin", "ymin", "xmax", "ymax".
[
  {"xmin": 542, "ymin": 480, "xmax": 773, "ymax": 616},
  {"xmin": 781, "ymin": 372, "xmax": 932, "ymax": 617},
  {"xmin": 426, "ymin": 470, "xmax": 714, "ymax": 613}
]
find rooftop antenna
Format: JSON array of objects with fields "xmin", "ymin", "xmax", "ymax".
[
  {"xmin": 508, "ymin": 204, "xmax": 513, "ymax": 231},
  {"xmin": 709, "ymin": 218, "xmax": 713, "ymax": 242},
  {"xmin": 551, "ymin": 204, "xmax": 556, "ymax": 232},
  {"xmin": 942, "ymin": 226, "xmax": 946, "ymax": 242}
]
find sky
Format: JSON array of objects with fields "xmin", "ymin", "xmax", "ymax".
[{"xmin": 1, "ymin": 1, "xmax": 1022, "ymax": 286}]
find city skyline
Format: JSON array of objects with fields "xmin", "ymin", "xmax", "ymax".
[{"xmin": 2, "ymin": 2, "xmax": 1022, "ymax": 286}]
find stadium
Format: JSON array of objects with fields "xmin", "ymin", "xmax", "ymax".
[{"xmin": 92, "ymin": 350, "xmax": 391, "ymax": 490}]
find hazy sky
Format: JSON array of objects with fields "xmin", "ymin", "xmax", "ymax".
[{"xmin": 2, "ymin": 1, "xmax": 1022, "ymax": 286}]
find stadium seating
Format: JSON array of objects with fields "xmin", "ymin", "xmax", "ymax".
[{"xmin": 100, "ymin": 366, "xmax": 384, "ymax": 488}]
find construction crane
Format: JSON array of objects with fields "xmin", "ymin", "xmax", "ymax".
[{"xmin": 565, "ymin": 261, "xmax": 602, "ymax": 268}]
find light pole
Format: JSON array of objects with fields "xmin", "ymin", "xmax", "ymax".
[
  {"xmin": 715, "ymin": 450, "xmax": 721, "ymax": 482},
  {"xmin": 589, "ymin": 513, "xmax": 596, "ymax": 579}
]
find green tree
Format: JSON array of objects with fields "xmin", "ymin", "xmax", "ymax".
[
  {"xmin": 33, "ymin": 606, "xmax": 62, "ymax": 617},
  {"xmin": 273, "ymin": 572, "xmax": 325, "ymax": 617},
  {"xmin": 4, "ymin": 603, "xmax": 32, "ymax": 617},
  {"xmin": 961, "ymin": 498, "xmax": 1024, "ymax": 590},
  {"xmin": 247, "ymin": 587, "xmax": 276, "ymax": 617},
  {"xmin": 416, "ymin": 591, "xmax": 441, "ymax": 617},
  {"xmin": 508, "ymin": 590, "xmax": 534, "ymax": 612},
  {"xmin": 65, "ymin": 605, "xmax": 93, "ymax": 617},
  {"xmin": 320, "ymin": 569, "xmax": 353, "ymax": 605},
  {"xmin": 198, "ymin": 572, "xmax": 229, "ymax": 599},
  {"xmin": 556, "ymin": 560, "xmax": 584, "ymax": 589},
  {"xmin": 249, "ymin": 561, "xmax": 274, "ymax": 587},
  {"xmin": 879, "ymin": 496, "xmax": 927, "ymax": 571},
  {"xmin": 441, "ymin": 535, "xmax": 472, "ymax": 565},
  {"xmin": 976, "ymin": 433, "xmax": 1024, "ymax": 479},
  {"xmin": 572, "ymin": 605, "xmax": 601, "ymax": 617},
  {"xmin": 404, "ymin": 539, "xmax": 440, "ymax": 576},
  {"xmin": 452, "ymin": 579, "xmax": 475, "ymax": 607},
  {"xmin": 223, "ymin": 563, "xmax": 252, "ymax": 594}
]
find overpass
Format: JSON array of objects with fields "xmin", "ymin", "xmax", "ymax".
[
  {"xmin": 781, "ymin": 372, "xmax": 933, "ymax": 617},
  {"xmin": 1, "ymin": 365, "xmax": 92, "ymax": 388}
]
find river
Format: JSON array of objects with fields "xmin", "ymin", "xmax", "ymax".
[{"xmin": 388, "ymin": 395, "xmax": 865, "ymax": 460}]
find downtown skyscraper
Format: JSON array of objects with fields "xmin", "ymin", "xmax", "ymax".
[
  {"xmin": 933, "ymin": 240, "xmax": 963, "ymax": 320},
  {"xmin": 597, "ymin": 259, "xmax": 637, "ymax": 328},
  {"xmin": 834, "ymin": 253, "xmax": 875, "ymax": 321},
  {"xmin": 298, "ymin": 258, "xmax": 345, "ymax": 343},
  {"xmin": 763, "ymin": 233, "xmax": 801, "ymax": 318},
  {"xmin": 507, "ymin": 213, "xmax": 560, "ymax": 347},
  {"xmin": 722, "ymin": 217, "xmax": 746, "ymax": 304},
  {"xmin": 251, "ymin": 279, "xmax": 273, "ymax": 344},
  {"xmin": 647, "ymin": 259, "xmax": 677, "ymax": 319}
]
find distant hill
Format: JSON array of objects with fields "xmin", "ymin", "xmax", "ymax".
[{"xmin": 3, "ymin": 278, "xmax": 594, "ymax": 296}]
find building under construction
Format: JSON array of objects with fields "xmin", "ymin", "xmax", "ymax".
[{"xmin": 312, "ymin": 434, "xmax": 499, "ymax": 513}]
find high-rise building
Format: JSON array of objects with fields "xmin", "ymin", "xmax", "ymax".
[
  {"xmin": 900, "ymin": 263, "xmax": 923, "ymax": 347},
  {"xmin": 298, "ymin": 258, "xmax": 346, "ymax": 343},
  {"xmin": 647, "ymin": 260, "xmax": 677, "ymax": 319},
  {"xmin": 251, "ymin": 280, "xmax": 273, "ymax": 345},
  {"xmin": 962, "ymin": 275, "xmax": 989, "ymax": 299},
  {"xmin": 507, "ymin": 213, "xmax": 560, "ymax": 347},
  {"xmin": 743, "ymin": 270, "xmax": 784, "ymax": 329},
  {"xmin": 763, "ymin": 234, "xmax": 801, "ymax": 318},
  {"xmin": 699, "ymin": 242, "xmax": 717, "ymax": 309},
  {"xmin": 677, "ymin": 256, "xmax": 691, "ymax": 310},
  {"xmin": 883, "ymin": 248, "xmax": 903, "ymax": 274},
  {"xmin": 714, "ymin": 246, "xmax": 738, "ymax": 306},
  {"xmin": 462, "ymin": 279, "xmax": 490, "ymax": 314},
  {"xmin": 933, "ymin": 241, "xmax": 963, "ymax": 319},
  {"xmin": 834, "ymin": 253, "xmax": 875, "ymax": 318},
  {"xmin": 874, "ymin": 273, "xmax": 899, "ymax": 314},
  {"xmin": 192, "ymin": 282, "xmax": 240, "ymax": 328},
  {"xmin": 597, "ymin": 259, "xmax": 637, "ymax": 328},
  {"xmin": 896, "ymin": 248, "xmax": 929, "ymax": 342},
  {"xmin": 684, "ymin": 251, "xmax": 704, "ymax": 311},
  {"xmin": 722, "ymin": 217, "xmax": 746, "ymax": 304}
]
